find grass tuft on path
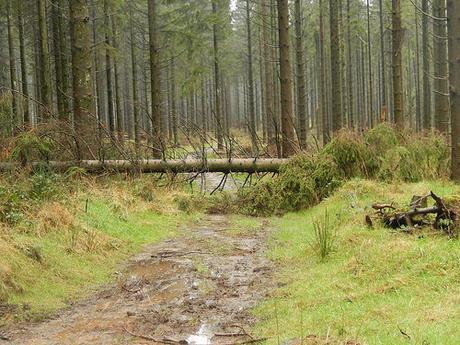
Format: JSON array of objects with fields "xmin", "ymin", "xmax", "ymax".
[{"xmin": 255, "ymin": 179, "xmax": 460, "ymax": 345}]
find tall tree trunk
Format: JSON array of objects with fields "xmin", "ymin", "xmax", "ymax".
[
  {"xmin": 318, "ymin": 0, "xmax": 329, "ymax": 144},
  {"xmin": 246, "ymin": 0, "xmax": 258, "ymax": 154},
  {"xmin": 57, "ymin": 0, "xmax": 70, "ymax": 118},
  {"xmin": 212, "ymin": 0, "xmax": 223, "ymax": 151},
  {"xmin": 104, "ymin": 0, "xmax": 115, "ymax": 134},
  {"xmin": 17, "ymin": 1, "xmax": 29, "ymax": 126},
  {"xmin": 422, "ymin": 0, "xmax": 431, "ymax": 129},
  {"xmin": 392, "ymin": 0, "xmax": 404, "ymax": 127},
  {"xmin": 448, "ymin": 0, "xmax": 460, "ymax": 179},
  {"xmin": 262, "ymin": 0, "xmax": 276, "ymax": 148},
  {"xmin": 129, "ymin": 7, "xmax": 140, "ymax": 151},
  {"xmin": 70, "ymin": 0, "xmax": 96, "ymax": 159},
  {"xmin": 378, "ymin": 0, "xmax": 387, "ymax": 121},
  {"xmin": 414, "ymin": 4, "xmax": 422, "ymax": 130},
  {"xmin": 90, "ymin": 0, "xmax": 105, "ymax": 128},
  {"xmin": 329, "ymin": 0, "xmax": 342, "ymax": 133},
  {"xmin": 38, "ymin": 0, "xmax": 52, "ymax": 117},
  {"xmin": 434, "ymin": 0, "xmax": 449, "ymax": 134},
  {"xmin": 346, "ymin": 0, "xmax": 354, "ymax": 128},
  {"xmin": 111, "ymin": 12, "xmax": 124, "ymax": 142},
  {"xmin": 7, "ymin": 0, "xmax": 19, "ymax": 131},
  {"xmin": 295, "ymin": 0, "xmax": 307, "ymax": 149},
  {"xmin": 51, "ymin": 0, "xmax": 65, "ymax": 118},
  {"xmin": 277, "ymin": 0, "xmax": 298, "ymax": 157},
  {"xmin": 366, "ymin": 0, "xmax": 374, "ymax": 127},
  {"xmin": 170, "ymin": 57, "xmax": 178, "ymax": 144},
  {"xmin": 148, "ymin": 0, "xmax": 162, "ymax": 158}
]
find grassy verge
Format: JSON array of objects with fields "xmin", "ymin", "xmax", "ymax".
[
  {"xmin": 254, "ymin": 179, "xmax": 460, "ymax": 345},
  {"xmin": 0, "ymin": 175, "xmax": 197, "ymax": 323}
]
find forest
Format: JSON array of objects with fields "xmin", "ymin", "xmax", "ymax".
[{"xmin": 0, "ymin": 0, "xmax": 459, "ymax": 344}]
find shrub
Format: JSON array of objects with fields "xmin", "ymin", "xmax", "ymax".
[
  {"xmin": 0, "ymin": 186, "xmax": 26, "ymax": 225},
  {"xmin": 323, "ymin": 129, "xmax": 375, "ymax": 178},
  {"xmin": 237, "ymin": 127, "xmax": 449, "ymax": 216},
  {"xmin": 238, "ymin": 154, "xmax": 342, "ymax": 216},
  {"xmin": 405, "ymin": 132, "xmax": 450, "ymax": 180},
  {"xmin": 365, "ymin": 123, "xmax": 399, "ymax": 153},
  {"xmin": 10, "ymin": 131, "xmax": 53, "ymax": 165},
  {"xmin": 377, "ymin": 146, "xmax": 420, "ymax": 182},
  {"xmin": 377, "ymin": 132, "xmax": 450, "ymax": 182}
]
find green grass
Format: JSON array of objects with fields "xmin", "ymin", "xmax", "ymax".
[
  {"xmin": 0, "ymin": 192, "xmax": 193, "ymax": 322},
  {"xmin": 254, "ymin": 179, "xmax": 460, "ymax": 345}
]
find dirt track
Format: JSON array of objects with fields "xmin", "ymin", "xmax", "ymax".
[{"xmin": 2, "ymin": 214, "xmax": 273, "ymax": 345}]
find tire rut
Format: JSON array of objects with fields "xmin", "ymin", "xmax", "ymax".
[{"xmin": 2, "ymin": 214, "xmax": 273, "ymax": 345}]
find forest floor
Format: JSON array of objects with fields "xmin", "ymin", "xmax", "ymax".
[{"xmin": 1, "ymin": 214, "xmax": 273, "ymax": 345}]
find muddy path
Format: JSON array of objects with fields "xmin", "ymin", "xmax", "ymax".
[{"xmin": 2, "ymin": 215, "xmax": 274, "ymax": 345}]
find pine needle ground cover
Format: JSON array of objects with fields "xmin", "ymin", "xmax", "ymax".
[{"xmin": 254, "ymin": 179, "xmax": 460, "ymax": 345}]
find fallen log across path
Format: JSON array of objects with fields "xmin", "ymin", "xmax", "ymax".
[{"xmin": 0, "ymin": 159, "xmax": 288, "ymax": 174}]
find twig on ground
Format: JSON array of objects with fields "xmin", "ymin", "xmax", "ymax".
[{"xmin": 124, "ymin": 326, "xmax": 187, "ymax": 344}]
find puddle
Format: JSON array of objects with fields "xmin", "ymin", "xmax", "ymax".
[
  {"xmin": 131, "ymin": 260, "xmax": 177, "ymax": 279},
  {"xmin": 186, "ymin": 324, "xmax": 213, "ymax": 345},
  {"xmin": 4, "ymin": 214, "xmax": 274, "ymax": 345}
]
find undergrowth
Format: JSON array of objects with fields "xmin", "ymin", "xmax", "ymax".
[
  {"xmin": 255, "ymin": 179, "xmax": 460, "ymax": 344},
  {"xmin": 239, "ymin": 125, "xmax": 450, "ymax": 215}
]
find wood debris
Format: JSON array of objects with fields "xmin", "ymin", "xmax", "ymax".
[{"xmin": 367, "ymin": 191, "xmax": 458, "ymax": 236}]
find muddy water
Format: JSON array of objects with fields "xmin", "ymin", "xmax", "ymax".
[{"xmin": 2, "ymin": 215, "xmax": 273, "ymax": 345}]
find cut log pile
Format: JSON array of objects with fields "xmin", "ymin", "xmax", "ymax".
[{"xmin": 366, "ymin": 192, "xmax": 459, "ymax": 237}]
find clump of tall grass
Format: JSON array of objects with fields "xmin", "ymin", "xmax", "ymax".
[{"xmin": 311, "ymin": 210, "xmax": 336, "ymax": 261}]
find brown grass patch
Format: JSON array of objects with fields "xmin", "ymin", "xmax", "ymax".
[{"xmin": 35, "ymin": 202, "xmax": 75, "ymax": 236}]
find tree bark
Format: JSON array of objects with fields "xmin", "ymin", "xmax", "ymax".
[
  {"xmin": 38, "ymin": 0, "xmax": 52, "ymax": 117},
  {"xmin": 70, "ymin": 0, "xmax": 96, "ymax": 159},
  {"xmin": 318, "ymin": 0, "xmax": 329, "ymax": 144},
  {"xmin": 17, "ymin": 1, "xmax": 29, "ymax": 126},
  {"xmin": 129, "ymin": 6, "xmax": 140, "ymax": 151},
  {"xmin": 212, "ymin": 0, "xmax": 224, "ymax": 151},
  {"xmin": 329, "ymin": 0, "xmax": 342, "ymax": 133},
  {"xmin": 0, "ymin": 159, "xmax": 288, "ymax": 174},
  {"xmin": 104, "ymin": 0, "xmax": 115, "ymax": 134},
  {"xmin": 277, "ymin": 0, "xmax": 298, "ymax": 157},
  {"xmin": 378, "ymin": 0, "xmax": 387, "ymax": 121},
  {"xmin": 434, "ymin": 0, "xmax": 449, "ymax": 134},
  {"xmin": 7, "ymin": 0, "xmax": 19, "ymax": 131},
  {"xmin": 346, "ymin": 0, "xmax": 354, "ymax": 128},
  {"xmin": 422, "ymin": 0, "xmax": 431, "ymax": 129},
  {"xmin": 148, "ymin": 0, "xmax": 162, "ymax": 158},
  {"xmin": 51, "ymin": 0, "xmax": 65, "ymax": 119},
  {"xmin": 392, "ymin": 0, "xmax": 404, "ymax": 127},
  {"xmin": 246, "ymin": 0, "xmax": 258, "ymax": 154},
  {"xmin": 366, "ymin": 0, "xmax": 374, "ymax": 127},
  {"xmin": 448, "ymin": 0, "xmax": 460, "ymax": 180},
  {"xmin": 295, "ymin": 0, "xmax": 307, "ymax": 148}
]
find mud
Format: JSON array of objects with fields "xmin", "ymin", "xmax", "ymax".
[{"xmin": 2, "ymin": 215, "xmax": 273, "ymax": 345}]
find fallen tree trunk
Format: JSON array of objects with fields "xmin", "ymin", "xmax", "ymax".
[{"xmin": 0, "ymin": 159, "xmax": 288, "ymax": 174}]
